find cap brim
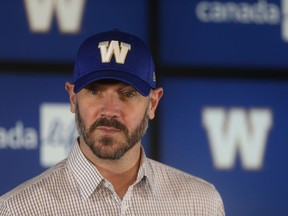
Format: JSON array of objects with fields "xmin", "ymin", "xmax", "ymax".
[{"xmin": 73, "ymin": 70, "xmax": 153, "ymax": 96}]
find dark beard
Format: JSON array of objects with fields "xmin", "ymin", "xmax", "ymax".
[{"xmin": 75, "ymin": 103, "xmax": 149, "ymax": 160}]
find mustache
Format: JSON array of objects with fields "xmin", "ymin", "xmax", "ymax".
[{"xmin": 89, "ymin": 118, "xmax": 128, "ymax": 134}]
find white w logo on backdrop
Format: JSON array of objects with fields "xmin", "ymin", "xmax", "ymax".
[
  {"xmin": 202, "ymin": 108, "xmax": 273, "ymax": 170},
  {"xmin": 98, "ymin": 41, "xmax": 131, "ymax": 64},
  {"xmin": 24, "ymin": 0, "xmax": 86, "ymax": 33},
  {"xmin": 282, "ymin": 0, "xmax": 288, "ymax": 41}
]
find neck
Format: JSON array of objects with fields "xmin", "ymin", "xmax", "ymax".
[
  {"xmin": 96, "ymin": 156, "xmax": 141, "ymax": 199},
  {"xmin": 79, "ymin": 140, "xmax": 142, "ymax": 199}
]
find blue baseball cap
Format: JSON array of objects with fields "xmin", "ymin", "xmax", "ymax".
[{"xmin": 72, "ymin": 30, "xmax": 156, "ymax": 96}]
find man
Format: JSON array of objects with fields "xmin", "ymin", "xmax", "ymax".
[{"xmin": 0, "ymin": 30, "xmax": 225, "ymax": 215}]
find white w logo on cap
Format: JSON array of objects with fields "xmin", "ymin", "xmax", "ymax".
[{"xmin": 98, "ymin": 40, "xmax": 131, "ymax": 64}]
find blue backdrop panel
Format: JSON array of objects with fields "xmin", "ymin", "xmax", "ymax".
[
  {"xmin": 0, "ymin": 0, "xmax": 148, "ymax": 62},
  {"xmin": 159, "ymin": 0, "xmax": 288, "ymax": 69},
  {"xmin": 159, "ymin": 77, "xmax": 288, "ymax": 216},
  {"xmin": 0, "ymin": 73, "xmax": 151, "ymax": 195}
]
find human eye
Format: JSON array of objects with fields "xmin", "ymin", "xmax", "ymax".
[
  {"xmin": 122, "ymin": 89, "xmax": 137, "ymax": 98},
  {"xmin": 85, "ymin": 85, "xmax": 100, "ymax": 95},
  {"xmin": 90, "ymin": 89, "xmax": 99, "ymax": 95},
  {"xmin": 123, "ymin": 91, "xmax": 135, "ymax": 98}
]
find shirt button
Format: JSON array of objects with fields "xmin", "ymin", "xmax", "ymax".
[{"xmin": 103, "ymin": 181, "xmax": 109, "ymax": 188}]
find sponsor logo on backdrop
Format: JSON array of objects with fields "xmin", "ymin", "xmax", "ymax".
[
  {"xmin": 202, "ymin": 107, "xmax": 273, "ymax": 170},
  {"xmin": 0, "ymin": 103, "xmax": 77, "ymax": 168},
  {"xmin": 0, "ymin": 121, "xmax": 37, "ymax": 150},
  {"xmin": 40, "ymin": 103, "xmax": 77, "ymax": 167},
  {"xmin": 196, "ymin": 0, "xmax": 288, "ymax": 42},
  {"xmin": 22, "ymin": 0, "xmax": 288, "ymax": 42}
]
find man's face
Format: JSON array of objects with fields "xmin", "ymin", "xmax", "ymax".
[
  {"xmin": 75, "ymin": 101, "xmax": 149, "ymax": 160},
  {"xmin": 66, "ymin": 80, "xmax": 163, "ymax": 160}
]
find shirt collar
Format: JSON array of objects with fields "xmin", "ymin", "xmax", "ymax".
[
  {"xmin": 67, "ymin": 140, "xmax": 104, "ymax": 201},
  {"xmin": 136, "ymin": 148, "xmax": 156, "ymax": 195},
  {"xmin": 67, "ymin": 140, "xmax": 155, "ymax": 201}
]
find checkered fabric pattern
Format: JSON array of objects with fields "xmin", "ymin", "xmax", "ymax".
[{"xmin": 0, "ymin": 141, "xmax": 225, "ymax": 215}]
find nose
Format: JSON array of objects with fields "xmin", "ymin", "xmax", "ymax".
[{"xmin": 100, "ymin": 93, "xmax": 120, "ymax": 118}]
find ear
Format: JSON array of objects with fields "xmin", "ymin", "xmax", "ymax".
[
  {"xmin": 148, "ymin": 87, "xmax": 164, "ymax": 120},
  {"xmin": 65, "ymin": 82, "xmax": 77, "ymax": 113}
]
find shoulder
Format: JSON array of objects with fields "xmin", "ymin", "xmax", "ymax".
[
  {"xmin": 0, "ymin": 159, "xmax": 68, "ymax": 208},
  {"xmin": 146, "ymin": 159, "xmax": 225, "ymax": 215},
  {"xmin": 148, "ymin": 158, "xmax": 212, "ymax": 185},
  {"xmin": 147, "ymin": 158, "xmax": 221, "ymax": 198}
]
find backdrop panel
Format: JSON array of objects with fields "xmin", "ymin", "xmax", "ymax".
[
  {"xmin": 0, "ymin": 0, "xmax": 148, "ymax": 62},
  {"xmin": 159, "ymin": 77, "xmax": 288, "ymax": 216},
  {"xmin": 159, "ymin": 0, "xmax": 288, "ymax": 69}
]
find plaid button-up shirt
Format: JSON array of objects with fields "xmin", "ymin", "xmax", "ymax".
[{"xmin": 0, "ymin": 141, "xmax": 225, "ymax": 215}]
